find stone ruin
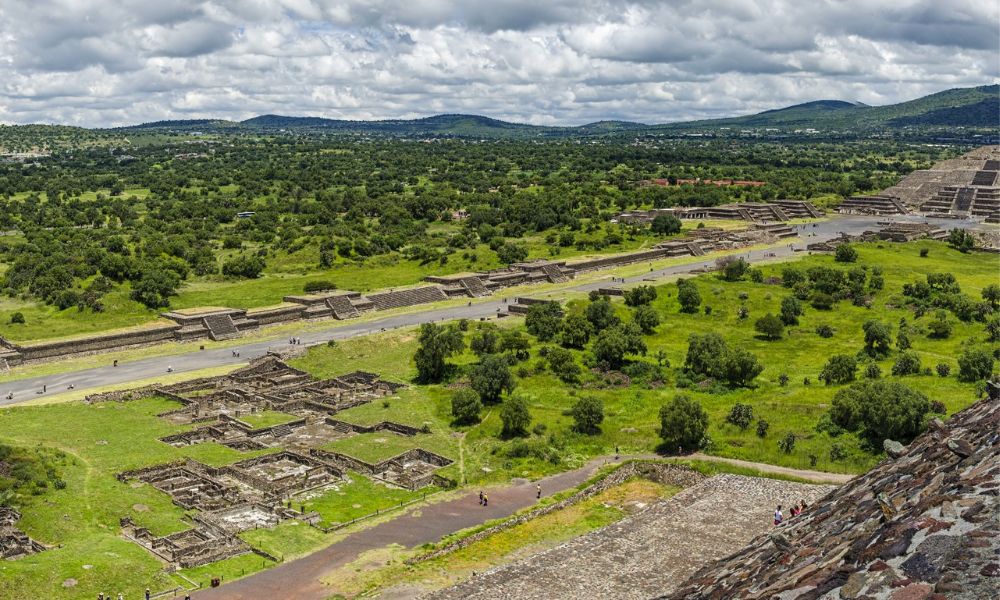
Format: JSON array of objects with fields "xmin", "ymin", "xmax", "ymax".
[
  {"xmin": 104, "ymin": 356, "xmax": 453, "ymax": 569},
  {"xmin": 807, "ymin": 222, "xmax": 948, "ymax": 251},
  {"xmin": 0, "ymin": 507, "xmax": 46, "ymax": 560},
  {"xmin": 616, "ymin": 200, "xmax": 823, "ymax": 225},
  {"xmin": 663, "ymin": 383, "xmax": 1000, "ymax": 600}
]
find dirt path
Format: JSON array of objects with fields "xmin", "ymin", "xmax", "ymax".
[
  {"xmin": 191, "ymin": 455, "xmax": 852, "ymax": 599},
  {"xmin": 686, "ymin": 453, "xmax": 856, "ymax": 484}
]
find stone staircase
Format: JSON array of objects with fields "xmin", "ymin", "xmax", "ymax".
[
  {"xmin": 366, "ymin": 286, "xmax": 448, "ymax": 310},
  {"xmin": 326, "ymin": 295, "xmax": 360, "ymax": 319},
  {"xmin": 202, "ymin": 314, "xmax": 240, "ymax": 341},
  {"xmin": 685, "ymin": 242, "xmax": 705, "ymax": 256},
  {"xmin": 269, "ymin": 424, "xmax": 293, "ymax": 438},
  {"xmin": 971, "ymin": 170, "xmax": 997, "ymax": 186},
  {"xmin": 541, "ymin": 264, "xmax": 569, "ymax": 283},
  {"xmin": 459, "ymin": 277, "xmax": 491, "ymax": 297}
]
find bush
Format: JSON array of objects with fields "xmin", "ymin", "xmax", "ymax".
[
  {"xmin": 935, "ymin": 363, "xmax": 951, "ymax": 377},
  {"xmin": 525, "ymin": 302, "xmax": 563, "ymax": 341},
  {"xmin": 755, "ymin": 418, "xmax": 770, "ymax": 438},
  {"xmin": 819, "ymin": 354, "xmax": 857, "ymax": 385},
  {"xmin": 585, "ymin": 297, "xmax": 619, "ymax": 332},
  {"xmin": 957, "ymin": 348, "xmax": 995, "ymax": 382},
  {"xmin": 816, "ymin": 324, "xmax": 834, "ymax": 338},
  {"xmin": 829, "ymin": 380, "xmax": 930, "ymax": 447},
  {"xmin": 303, "ymin": 280, "xmax": 336, "ymax": 293},
  {"xmin": 659, "ymin": 395, "xmax": 708, "ymax": 452},
  {"xmin": 470, "ymin": 354, "xmax": 515, "ymax": 403},
  {"xmin": 725, "ymin": 403, "xmax": 754, "ymax": 430},
  {"xmin": 810, "ymin": 292, "xmax": 834, "ymax": 310},
  {"xmin": 631, "ymin": 305, "xmax": 660, "ymax": 334},
  {"xmin": 222, "ymin": 255, "xmax": 266, "ymax": 279},
  {"xmin": 650, "ymin": 214, "xmax": 682, "ymax": 235},
  {"xmin": 677, "ymin": 279, "xmax": 701, "ymax": 313},
  {"xmin": 778, "ymin": 433, "xmax": 796, "ymax": 453},
  {"xmin": 559, "ymin": 313, "xmax": 592, "ymax": 349},
  {"xmin": 778, "ymin": 373, "xmax": 789, "ymax": 386},
  {"xmin": 451, "ymin": 389, "xmax": 483, "ymax": 425},
  {"xmin": 719, "ymin": 257, "xmax": 750, "ymax": 282},
  {"xmin": 861, "ymin": 320, "xmax": 892, "ymax": 358},
  {"xmin": 623, "ymin": 285, "xmax": 657, "ymax": 306},
  {"xmin": 413, "ymin": 323, "xmax": 465, "ymax": 383},
  {"xmin": 829, "ymin": 443, "xmax": 846, "ymax": 461},
  {"xmin": 754, "ymin": 313, "xmax": 784, "ymax": 340},
  {"xmin": 781, "ymin": 267, "xmax": 805, "ymax": 287},
  {"xmin": 500, "ymin": 395, "xmax": 531, "ymax": 438},
  {"xmin": 927, "ymin": 313, "xmax": 952, "ymax": 339},
  {"xmin": 547, "ymin": 346, "xmax": 582, "ymax": 383},
  {"xmin": 570, "ymin": 396, "xmax": 604, "ymax": 435},
  {"xmin": 9, "ymin": 312, "xmax": 24, "ymax": 324},
  {"xmin": 722, "ymin": 348, "xmax": 763, "ymax": 387},
  {"xmin": 469, "ymin": 325, "xmax": 500, "ymax": 357},
  {"xmin": 779, "ymin": 296, "xmax": 802, "ymax": 326},
  {"xmin": 592, "ymin": 323, "xmax": 647, "ymax": 370},
  {"xmin": 864, "ymin": 362, "xmax": 882, "ymax": 379},
  {"xmin": 919, "ymin": 248, "xmax": 929, "ymax": 257},
  {"xmin": 834, "ymin": 244, "xmax": 858, "ymax": 263},
  {"xmin": 891, "ymin": 351, "xmax": 922, "ymax": 376}
]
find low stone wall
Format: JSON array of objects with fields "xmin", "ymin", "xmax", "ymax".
[
  {"xmin": 248, "ymin": 305, "xmax": 306, "ymax": 326},
  {"xmin": 569, "ymin": 248, "xmax": 670, "ymax": 272},
  {"xmin": 17, "ymin": 324, "xmax": 180, "ymax": 361},
  {"xmin": 85, "ymin": 384, "xmax": 165, "ymax": 404},
  {"xmin": 408, "ymin": 461, "xmax": 705, "ymax": 565}
]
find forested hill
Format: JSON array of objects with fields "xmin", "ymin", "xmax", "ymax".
[{"xmin": 100, "ymin": 83, "xmax": 1000, "ymax": 137}]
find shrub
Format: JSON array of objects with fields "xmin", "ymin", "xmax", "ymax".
[
  {"xmin": 755, "ymin": 418, "xmax": 770, "ymax": 438},
  {"xmin": 896, "ymin": 329, "xmax": 911, "ymax": 351},
  {"xmin": 816, "ymin": 324, "xmax": 834, "ymax": 338},
  {"xmin": 525, "ymin": 302, "xmax": 563, "ymax": 341},
  {"xmin": 222, "ymin": 255, "xmax": 266, "ymax": 279},
  {"xmin": 500, "ymin": 395, "xmax": 531, "ymax": 438},
  {"xmin": 546, "ymin": 346, "xmax": 581, "ymax": 383},
  {"xmin": 593, "ymin": 323, "xmax": 646, "ymax": 370},
  {"xmin": 780, "ymin": 296, "xmax": 802, "ymax": 326},
  {"xmin": 719, "ymin": 257, "xmax": 750, "ymax": 282},
  {"xmin": 586, "ymin": 297, "xmax": 619, "ymax": 332},
  {"xmin": 819, "ymin": 354, "xmax": 857, "ymax": 385},
  {"xmin": 834, "ymin": 244, "xmax": 858, "ymax": 263},
  {"xmin": 659, "ymin": 395, "xmax": 708, "ymax": 452},
  {"xmin": 737, "ymin": 305, "xmax": 749, "ymax": 320},
  {"xmin": 623, "ymin": 285, "xmax": 657, "ymax": 306},
  {"xmin": 631, "ymin": 305, "xmax": 660, "ymax": 334},
  {"xmin": 722, "ymin": 348, "xmax": 763, "ymax": 387},
  {"xmin": 891, "ymin": 351, "xmax": 922, "ymax": 376},
  {"xmin": 829, "ymin": 380, "xmax": 930, "ymax": 447},
  {"xmin": 470, "ymin": 354, "xmax": 515, "ymax": 403},
  {"xmin": 650, "ymin": 214, "xmax": 682, "ymax": 235},
  {"xmin": 469, "ymin": 325, "xmax": 500, "ymax": 357},
  {"xmin": 778, "ymin": 373, "xmax": 789, "ymax": 386},
  {"xmin": 677, "ymin": 279, "xmax": 701, "ymax": 313},
  {"xmin": 570, "ymin": 396, "xmax": 604, "ymax": 435},
  {"xmin": 957, "ymin": 348, "xmax": 995, "ymax": 382},
  {"xmin": 829, "ymin": 443, "xmax": 846, "ymax": 461},
  {"xmin": 927, "ymin": 313, "xmax": 953, "ymax": 339},
  {"xmin": 861, "ymin": 320, "xmax": 892, "ymax": 358},
  {"xmin": 749, "ymin": 269, "xmax": 764, "ymax": 283},
  {"xmin": 811, "ymin": 292, "xmax": 834, "ymax": 310},
  {"xmin": 781, "ymin": 267, "xmax": 805, "ymax": 288},
  {"xmin": 9, "ymin": 312, "xmax": 24, "ymax": 324},
  {"xmin": 725, "ymin": 403, "xmax": 754, "ymax": 430},
  {"xmin": 303, "ymin": 280, "xmax": 336, "ymax": 293},
  {"xmin": 778, "ymin": 433, "xmax": 796, "ymax": 453},
  {"xmin": 413, "ymin": 323, "xmax": 465, "ymax": 383},
  {"xmin": 935, "ymin": 363, "xmax": 951, "ymax": 377},
  {"xmin": 451, "ymin": 389, "xmax": 483, "ymax": 425},
  {"xmin": 754, "ymin": 313, "xmax": 784, "ymax": 340},
  {"xmin": 919, "ymin": 248, "xmax": 929, "ymax": 257},
  {"xmin": 864, "ymin": 362, "xmax": 882, "ymax": 379}
]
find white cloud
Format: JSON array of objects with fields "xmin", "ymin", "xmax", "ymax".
[{"xmin": 0, "ymin": 0, "xmax": 995, "ymax": 126}]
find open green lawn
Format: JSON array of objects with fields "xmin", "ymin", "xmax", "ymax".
[
  {"xmin": 240, "ymin": 410, "xmax": 300, "ymax": 429},
  {"xmin": 0, "ymin": 239, "xmax": 992, "ymax": 597},
  {"xmin": 293, "ymin": 471, "xmax": 433, "ymax": 528}
]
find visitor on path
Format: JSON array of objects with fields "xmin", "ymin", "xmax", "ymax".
[
  {"xmin": 536, "ymin": 484, "xmax": 541, "ymax": 499},
  {"xmin": 113, "ymin": 360, "xmax": 118, "ymax": 367},
  {"xmin": 774, "ymin": 505, "xmax": 783, "ymax": 526},
  {"xmin": 615, "ymin": 445, "xmax": 620, "ymax": 460},
  {"xmin": 483, "ymin": 493, "xmax": 488, "ymax": 507},
  {"xmin": 478, "ymin": 490, "xmax": 483, "ymax": 505},
  {"xmin": 42, "ymin": 384, "xmax": 46, "ymax": 393},
  {"xmin": 798, "ymin": 499, "xmax": 807, "ymax": 515},
  {"xmin": 146, "ymin": 588, "xmax": 151, "ymax": 600},
  {"xmin": 790, "ymin": 505, "xmax": 799, "ymax": 517},
  {"xmin": 166, "ymin": 366, "xmax": 173, "ymax": 373}
]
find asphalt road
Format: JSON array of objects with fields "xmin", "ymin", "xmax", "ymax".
[{"xmin": 0, "ymin": 214, "xmax": 976, "ymax": 404}]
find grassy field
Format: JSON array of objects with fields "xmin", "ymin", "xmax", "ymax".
[{"xmin": 0, "ymin": 239, "xmax": 992, "ymax": 597}]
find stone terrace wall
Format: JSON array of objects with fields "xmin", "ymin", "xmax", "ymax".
[
  {"xmin": 568, "ymin": 248, "xmax": 670, "ymax": 272},
  {"xmin": 17, "ymin": 324, "xmax": 180, "ymax": 361}
]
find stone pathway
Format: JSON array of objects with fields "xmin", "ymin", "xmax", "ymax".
[{"xmin": 190, "ymin": 455, "xmax": 850, "ymax": 600}]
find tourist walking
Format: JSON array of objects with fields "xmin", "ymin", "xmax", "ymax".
[
  {"xmin": 478, "ymin": 490, "xmax": 483, "ymax": 505},
  {"xmin": 536, "ymin": 484, "xmax": 541, "ymax": 499},
  {"xmin": 483, "ymin": 493, "xmax": 488, "ymax": 507},
  {"xmin": 774, "ymin": 505, "xmax": 783, "ymax": 526}
]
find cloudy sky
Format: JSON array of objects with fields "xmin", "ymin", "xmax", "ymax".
[{"xmin": 0, "ymin": 0, "xmax": 996, "ymax": 127}]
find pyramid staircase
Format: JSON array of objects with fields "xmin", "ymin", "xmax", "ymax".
[
  {"xmin": 202, "ymin": 314, "xmax": 239, "ymax": 341},
  {"xmin": 459, "ymin": 277, "xmax": 491, "ymax": 297},
  {"xmin": 541, "ymin": 264, "xmax": 569, "ymax": 283},
  {"xmin": 685, "ymin": 242, "xmax": 705, "ymax": 256},
  {"xmin": 326, "ymin": 295, "xmax": 360, "ymax": 319}
]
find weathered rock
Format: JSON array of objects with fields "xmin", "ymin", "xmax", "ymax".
[
  {"xmin": 945, "ymin": 438, "xmax": 973, "ymax": 458},
  {"xmin": 884, "ymin": 439, "xmax": 906, "ymax": 458}
]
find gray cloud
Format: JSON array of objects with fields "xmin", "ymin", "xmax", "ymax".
[{"xmin": 0, "ymin": 0, "xmax": 996, "ymax": 126}]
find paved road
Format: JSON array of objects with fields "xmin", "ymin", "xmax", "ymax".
[
  {"xmin": 0, "ymin": 214, "xmax": 975, "ymax": 404},
  {"xmin": 190, "ymin": 454, "xmax": 851, "ymax": 600}
]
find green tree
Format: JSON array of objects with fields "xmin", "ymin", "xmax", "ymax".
[
  {"xmin": 130, "ymin": 266, "xmax": 179, "ymax": 309},
  {"xmin": 470, "ymin": 354, "xmax": 515, "ymax": 403},
  {"xmin": 413, "ymin": 323, "xmax": 465, "ymax": 383},
  {"xmin": 451, "ymin": 388, "xmax": 483, "ymax": 425},
  {"xmin": 677, "ymin": 279, "xmax": 701, "ymax": 313},
  {"xmin": 684, "ymin": 332, "xmax": 727, "ymax": 379},
  {"xmin": 659, "ymin": 395, "xmax": 708, "ymax": 452},
  {"xmin": 957, "ymin": 348, "xmax": 994, "ymax": 382},
  {"xmin": 469, "ymin": 324, "xmax": 500, "ymax": 357},
  {"xmin": 927, "ymin": 312, "xmax": 952, "ymax": 339},
  {"xmin": 834, "ymin": 243, "xmax": 858, "ymax": 263},
  {"xmin": 829, "ymin": 380, "xmax": 930, "ymax": 447},
  {"xmin": 754, "ymin": 313, "xmax": 784, "ymax": 340},
  {"xmin": 500, "ymin": 395, "xmax": 531, "ymax": 438},
  {"xmin": 547, "ymin": 346, "xmax": 581, "ymax": 383},
  {"xmin": 498, "ymin": 329, "xmax": 531, "ymax": 361},
  {"xmin": 496, "ymin": 242, "xmax": 528, "ymax": 264},
  {"xmin": 719, "ymin": 257, "xmax": 750, "ymax": 281},
  {"xmin": 811, "ymin": 292, "xmax": 834, "ymax": 310},
  {"xmin": 862, "ymin": 320, "xmax": 892, "ymax": 358},
  {"xmin": 650, "ymin": 214, "xmax": 682, "ymax": 235},
  {"xmin": 947, "ymin": 228, "xmax": 974, "ymax": 253},
  {"xmin": 623, "ymin": 285, "xmax": 657, "ymax": 306},
  {"xmin": 559, "ymin": 313, "xmax": 592, "ymax": 349},
  {"xmin": 631, "ymin": 305, "xmax": 660, "ymax": 334},
  {"xmin": 593, "ymin": 323, "xmax": 647, "ymax": 369},
  {"xmin": 585, "ymin": 297, "xmax": 619, "ymax": 332},
  {"xmin": 725, "ymin": 402, "xmax": 754, "ymax": 430},
  {"xmin": 779, "ymin": 296, "xmax": 802, "ymax": 326},
  {"xmin": 891, "ymin": 351, "xmax": 922, "ymax": 376},
  {"xmin": 221, "ymin": 255, "xmax": 266, "ymax": 278},
  {"xmin": 819, "ymin": 354, "xmax": 857, "ymax": 385},
  {"xmin": 982, "ymin": 283, "xmax": 1000, "ymax": 310},
  {"xmin": 570, "ymin": 396, "xmax": 604, "ymax": 435},
  {"xmin": 525, "ymin": 302, "xmax": 563, "ymax": 341},
  {"xmin": 723, "ymin": 347, "xmax": 763, "ymax": 387}
]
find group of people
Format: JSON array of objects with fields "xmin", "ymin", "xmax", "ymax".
[
  {"xmin": 773, "ymin": 500, "xmax": 808, "ymax": 526},
  {"xmin": 96, "ymin": 591, "xmax": 191, "ymax": 600},
  {"xmin": 288, "ymin": 337, "xmax": 303, "ymax": 345},
  {"xmin": 231, "ymin": 349, "xmax": 241, "ymax": 357}
]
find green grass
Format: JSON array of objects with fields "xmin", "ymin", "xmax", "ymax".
[
  {"xmin": 240, "ymin": 411, "xmax": 300, "ymax": 429},
  {"xmin": 293, "ymin": 472, "xmax": 433, "ymax": 527}
]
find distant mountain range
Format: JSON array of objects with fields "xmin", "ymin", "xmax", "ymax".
[{"xmin": 123, "ymin": 84, "xmax": 999, "ymax": 138}]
